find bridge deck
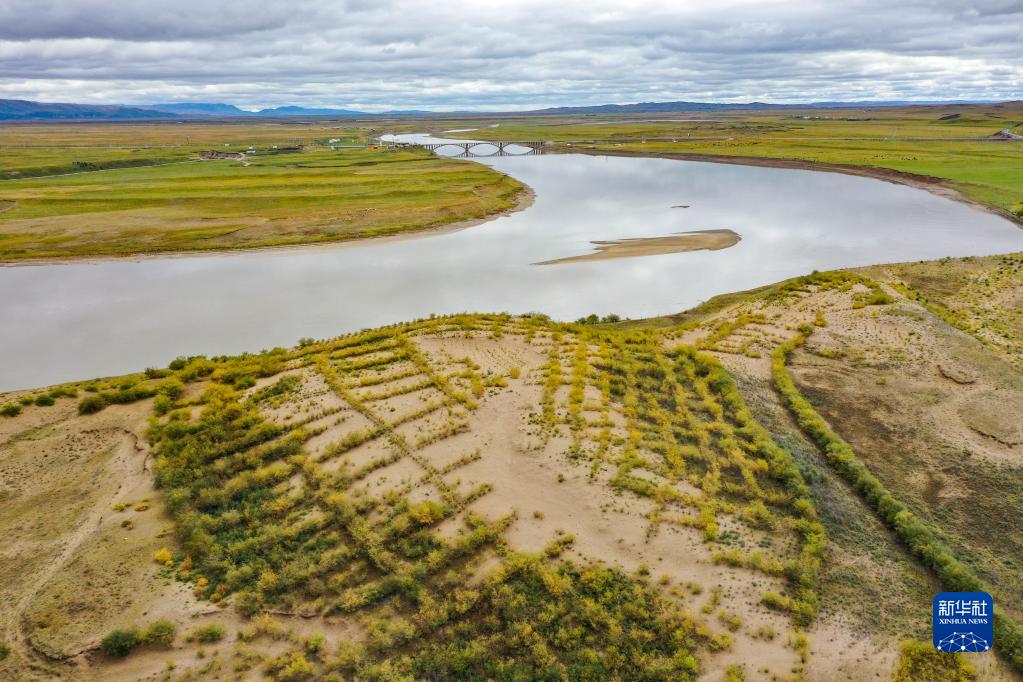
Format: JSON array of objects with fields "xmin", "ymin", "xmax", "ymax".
[{"xmin": 403, "ymin": 141, "xmax": 546, "ymax": 157}]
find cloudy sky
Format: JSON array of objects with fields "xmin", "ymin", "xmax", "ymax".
[{"xmin": 1, "ymin": 0, "xmax": 1021, "ymax": 110}]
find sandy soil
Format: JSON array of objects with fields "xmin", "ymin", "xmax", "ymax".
[{"xmin": 534, "ymin": 229, "xmax": 740, "ymax": 265}]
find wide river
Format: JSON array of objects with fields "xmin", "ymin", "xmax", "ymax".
[{"xmin": 2, "ymin": 135, "xmax": 1021, "ymax": 391}]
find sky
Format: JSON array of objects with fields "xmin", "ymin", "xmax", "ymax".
[{"xmin": 1, "ymin": 0, "xmax": 1021, "ymax": 111}]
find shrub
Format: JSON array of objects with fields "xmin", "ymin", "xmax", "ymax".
[
  {"xmin": 761, "ymin": 591, "xmax": 793, "ymax": 612},
  {"xmin": 34, "ymin": 394, "xmax": 55, "ymax": 406},
  {"xmin": 191, "ymin": 623, "xmax": 226, "ymax": 643},
  {"xmin": 78, "ymin": 395, "xmax": 107, "ymax": 415},
  {"xmin": 267, "ymin": 651, "xmax": 316, "ymax": 681},
  {"xmin": 153, "ymin": 547, "xmax": 173, "ymax": 565},
  {"xmin": 304, "ymin": 634, "xmax": 326, "ymax": 655},
  {"xmin": 143, "ymin": 620, "xmax": 177, "ymax": 647},
  {"xmin": 154, "ymin": 394, "xmax": 173, "ymax": 415},
  {"xmin": 1, "ymin": 403, "xmax": 21, "ymax": 417},
  {"xmin": 100, "ymin": 628, "xmax": 139, "ymax": 658},
  {"xmin": 724, "ymin": 665, "xmax": 745, "ymax": 682},
  {"xmin": 893, "ymin": 640, "xmax": 974, "ymax": 682},
  {"xmin": 158, "ymin": 378, "xmax": 185, "ymax": 399}
]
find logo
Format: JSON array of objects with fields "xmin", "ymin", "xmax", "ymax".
[{"xmin": 933, "ymin": 592, "xmax": 993, "ymax": 653}]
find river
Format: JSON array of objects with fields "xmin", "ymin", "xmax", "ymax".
[{"xmin": 2, "ymin": 135, "xmax": 1021, "ymax": 390}]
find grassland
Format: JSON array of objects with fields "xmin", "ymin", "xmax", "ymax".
[
  {"xmin": 3, "ymin": 249, "xmax": 1022, "ymax": 680},
  {"xmin": 0, "ymin": 125, "xmax": 524, "ymax": 261},
  {"xmin": 0, "ymin": 123, "xmax": 368, "ymax": 177}
]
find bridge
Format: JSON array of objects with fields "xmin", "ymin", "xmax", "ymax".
[{"xmin": 403, "ymin": 141, "xmax": 546, "ymax": 157}]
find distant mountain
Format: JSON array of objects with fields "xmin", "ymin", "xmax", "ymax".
[
  {"xmin": 524, "ymin": 99, "xmax": 997, "ymax": 115},
  {"xmin": 256, "ymin": 106, "xmax": 365, "ymax": 116},
  {"xmin": 0, "ymin": 98, "xmax": 178, "ymax": 121},
  {"xmin": 148, "ymin": 102, "xmax": 254, "ymax": 116},
  {"xmin": 146, "ymin": 103, "xmax": 368, "ymax": 117},
  {"xmin": 3, "ymin": 97, "xmax": 1008, "ymax": 122}
]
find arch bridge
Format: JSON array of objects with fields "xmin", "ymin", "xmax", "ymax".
[{"xmin": 405, "ymin": 141, "xmax": 546, "ymax": 157}]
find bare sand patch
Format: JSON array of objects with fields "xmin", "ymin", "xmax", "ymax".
[
  {"xmin": 534, "ymin": 228, "xmax": 740, "ymax": 265},
  {"xmin": 958, "ymin": 390, "xmax": 1023, "ymax": 446}
]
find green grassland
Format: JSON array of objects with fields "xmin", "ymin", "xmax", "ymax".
[
  {"xmin": 0, "ymin": 123, "xmax": 369, "ymax": 177},
  {"xmin": 0, "ymin": 142, "xmax": 523, "ymax": 261}
]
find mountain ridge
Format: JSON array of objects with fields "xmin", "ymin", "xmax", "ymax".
[{"xmin": 1, "ymin": 97, "xmax": 1009, "ymax": 121}]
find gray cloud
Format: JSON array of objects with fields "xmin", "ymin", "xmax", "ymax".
[{"xmin": 1, "ymin": 0, "xmax": 1020, "ymax": 109}]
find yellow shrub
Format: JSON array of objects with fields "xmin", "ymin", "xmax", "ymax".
[{"xmin": 893, "ymin": 640, "xmax": 975, "ymax": 682}]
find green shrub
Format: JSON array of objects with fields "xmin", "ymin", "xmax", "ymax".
[
  {"xmin": 78, "ymin": 395, "xmax": 107, "ymax": 415},
  {"xmin": 304, "ymin": 634, "xmax": 326, "ymax": 655},
  {"xmin": 104, "ymin": 385, "xmax": 157, "ymax": 405},
  {"xmin": 191, "ymin": 623, "xmax": 226, "ymax": 643},
  {"xmin": 100, "ymin": 628, "xmax": 139, "ymax": 658},
  {"xmin": 34, "ymin": 394, "xmax": 55, "ymax": 407},
  {"xmin": 143, "ymin": 620, "xmax": 177, "ymax": 647},
  {"xmin": 158, "ymin": 378, "xmax": 185, "ymax": 399},
  {"xmin": 1, "ymin": 403, "xmax": 21, "ymax": 417},
  {"xmin": 154, "ymin": 394, "xmax": 173, "ymax": 415}
]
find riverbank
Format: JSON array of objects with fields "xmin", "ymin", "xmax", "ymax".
[
  {"xmin": 0, "ymin": 144, "xmax": 528, "ymax": 264},
  {"xmin": 0, "ymin": 185, "xmax": 534, "ymax": 268}
]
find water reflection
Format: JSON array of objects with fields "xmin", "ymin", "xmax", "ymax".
[{"xmin": 2, "ymin": 143, "xmax": 1021, "ymax": 390}]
